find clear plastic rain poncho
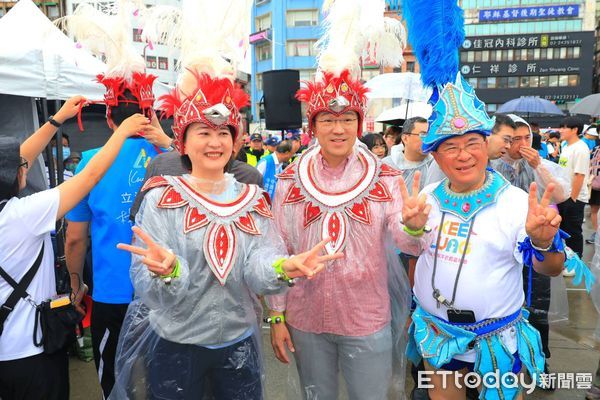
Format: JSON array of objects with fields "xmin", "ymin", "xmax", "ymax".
[
  {"xmin": 382, "ymin": 144, "xmax": 442, "ymax": 190},
  {"xmin": 109, "ymin": 175, "xmax": 290, "ymax": 399},
  {"xmin": 490, "ymin": 155, "xmax": 571, "ymax": 354},
  {"xmin": 265, "ymin": 143, "xmax": 412, "ymax": 400},
  {"xmin": 590, "ymin": 232, "xmax": 600, "ymax": 340}
]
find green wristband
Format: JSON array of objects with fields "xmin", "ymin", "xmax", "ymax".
[
  {"xmin": 403, "ymin": 225, "xmax": 425, "ymax": 237},
  {"xmin": 263, "ymin": 314, "xmax": 286, "ymax": 324},
  {"xmin": 160, "ymin": 259, "xmax": 181, "ymax": 281},
  {"xmin": 273, "ymin": 257, "xmax": 294, "ymax": 286}
]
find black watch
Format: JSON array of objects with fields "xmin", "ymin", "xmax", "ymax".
[{"xmin": 48, "ymin": 115, "xmax": 62, "ymax": 128}]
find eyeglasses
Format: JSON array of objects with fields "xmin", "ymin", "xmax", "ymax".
[
  {"xmin": 315, "ymin": 118, "xmax": 358, "ymax": 128},
  {"xmin": 438, "ymin": 141, "xmax": 485, "ymax": 158},
  {"xmin": 511, "ymin": 135, "xmax": 531, "ymax": 143},
  {"xmin": 19, "ymin": 157, "xmax": 28, "ymax": 169},
  {"xmin": 501, "ymin": 135, "xmax": 513, "ymax": 145}
]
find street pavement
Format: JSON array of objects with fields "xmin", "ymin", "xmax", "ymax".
[{"xmin": 69, "ymin": 208, "xmax": 600, "ymax": 399}]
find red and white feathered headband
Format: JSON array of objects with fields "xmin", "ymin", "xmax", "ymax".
[
  {"xmin": 297, "ymin": 70, "xmax": 369, "ymax": 137},
  {"xmin": 97, "ymin": 72, "xmax": 157, "ymax": 120},
  {"xmin": 159, "ymin": 70, "xmax": 250, "ymax": 154}
]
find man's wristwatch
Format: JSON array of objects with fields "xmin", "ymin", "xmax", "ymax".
[{"xmin": 48, "ymin": 115, "xmax": 62, "ymax": 128}]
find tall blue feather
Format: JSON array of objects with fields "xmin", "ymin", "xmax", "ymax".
[{"xmin": 402, "ymin": 0, "xmax": 465, "ymax": 88}]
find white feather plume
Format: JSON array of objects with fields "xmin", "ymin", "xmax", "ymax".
[
  {"xmin": 316, "ymin": 0, "xmax": 406, "ymax": 79},
  {"xmin": 139, "ymin": 0, "xmax": 252, "ymax": 94},
  {"xmin": 56, "ymin": 0, "xmax": 145, "ymax": 79}
]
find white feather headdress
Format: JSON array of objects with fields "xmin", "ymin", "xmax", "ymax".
[
  {"xmin": 139, "ymin": 0, "xmax": 252, "ymax": 95},
  {"xmin": 316, "ymin": 0, "xmax": 406, "ymax": 79},
  {"xmin": 56, "ymin": 0, "xmax": 145, "ymax": 79}
]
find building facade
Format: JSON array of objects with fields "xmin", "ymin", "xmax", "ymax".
[
  {"xmin": 1, "ymin": 0, "xmax": 65, "ymax": 19},
  {"xmin": 250, "ymin": 0, "xmax": 324, "ymax": 122},
  {"xmin": 459, "ymin": 0, "xmax": 596, "ymax": 115}
]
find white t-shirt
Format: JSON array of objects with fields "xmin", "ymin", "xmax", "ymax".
[
  {"xmin": 559, "ymin": 139, "xmax": 590, "ymax": 202},
  {"xmin": 413, "ymin": 184, "xmax": 528, "ymax": 361},
  {"xmin": 0, "ymin": 188, "xmax": 59, "ymax": 361}
]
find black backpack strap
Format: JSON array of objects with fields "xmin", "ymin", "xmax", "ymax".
[{"xmin": 0, "ymin": 242, "xmax": 45, "ymax": 334}]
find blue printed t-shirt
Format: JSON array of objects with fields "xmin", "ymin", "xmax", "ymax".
[{"xmin": 67, "ymin": 138, "xmax": 161, "ymax": 304}]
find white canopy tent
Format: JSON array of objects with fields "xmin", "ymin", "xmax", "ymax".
[{"xmin": 0, "ymin": 0, "xmax": 171, "ymax": 100}]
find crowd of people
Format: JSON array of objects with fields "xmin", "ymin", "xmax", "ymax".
[{"xmin": 0, "ymin": 0, "xmax": 598, "ymax": 400}]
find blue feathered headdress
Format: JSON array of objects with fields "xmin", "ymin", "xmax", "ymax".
[{"xmin": 402, "ymin": 0, "xmax": 465, "ymax": 88}]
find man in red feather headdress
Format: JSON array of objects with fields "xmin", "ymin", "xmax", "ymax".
[
  {"xmin": 264, "ymin": 1, "xmax": 412, "ymax": 397},
  {"xmin": 61, "ymin": 4, "xmax": 173, "ymax": 397}
]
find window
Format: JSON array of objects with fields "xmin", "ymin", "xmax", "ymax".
[
  {"xmin": 519, "ymin": 76, "xmax": 529, "ymax": 88},
  {"xmin": 487, "ymin": 104, "xmax": 497, "ymax": 113},
  {"xmin": 538, "ymin": 76, "xmax": 549, "ymax": 87},
  {"xmin": 519, "ymin": 49, "xmax": 527, "ymax": 61},
  {"xmin": 158, "ymin": 57, "xmax": 168, "ymax": 70},
  {"xmin": 299, "ymin": 69, "xmax": 316, "ymax": 82},
  {"xmin": 508, "ymin": 77, "xmax": 518, "ymax": 88},
  {"xmin": 529, "ymin": 76, "xmax": 539, "ymax": 88},
  {"xmin": 255, "ymin": 13, "xmax": 271, "ymax": 31},
  {"xmin": 133, "ymin": 28, "xmax": 142, "ymax": 43},
  {"xmin": 286, "ymin": 40, "xmax": 317, "ymax": 57},
  {"xmin": 468, "ymin": 78, "xmax": 477, "ymax": 87},
  {"xmin": 461, "ymin": 52, "xmax": 468, "ymax": 62},
  {"xmin": 145, "ymin": 56, "xmax": 157, "ymax": 69},
  {"xmin": 478, "ymin": 78, "xmax": 488, "ymax": 89},
  {"xmin": 497, "ymin": 77, "xmax": 508, "ymax": 89},
  {"xmin": 467, "ymin": 51, "xmax": 475, "ymax": 62},
  {"xmin": 568, "ymin": 75, "xmax": 579, "ymax": 86},
  {"xmin": 256, "ymin": 73, "xmax": 263, "ymax": 92},
  {"xmin": 256, "ymin": 43, "xmax": 272, "ymax": 61},
  {"xmin": 559, "ymin": 75, "xmax": 569, "ymax": 87},
  {"xmin": 406, "ymin": 61, "xmax": 415, "ymax": 72},
  {"xmin": 548, "ymin": 75, "xmax": 558, "ymax": 87},
  {"xmin": 487, "ymin": 77, "xmax": 496, "ymax": 88},
  {"xmin": 481, "ymin": 50, "xmax": 489, "ymax": 62},
  {"xmin": 574, "ymin": 47, "xmax": 580, "ymax": 58},
  {"xmin": 559, "ymin": 47, "xmax": 567, "ymax": 59},
  {"xmin": 546, "ymin": 48, "xmax": 554, "ymax": 60},
  {"xmin": 286, "ymin": 9, "xmax": 318, "ymax": 27}
]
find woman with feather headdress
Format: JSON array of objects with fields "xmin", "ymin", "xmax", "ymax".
[{"xmin": 108, "ymin": 1, "xmax": 341, "ymax": 398}]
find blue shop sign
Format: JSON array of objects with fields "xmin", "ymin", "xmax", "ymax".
[{"xmin": 479, "ymin": 5, "xmax": 579, "ymax": 22}]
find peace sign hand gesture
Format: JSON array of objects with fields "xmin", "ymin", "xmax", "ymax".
[
  {"xmin": 117, "ymin": 226, "xmax": 177, "ymax": 277},
  {"xmin": 398, "ymin": 171, "xmax": 431, "ymax": 231},
  {"xmin": 282, "ymin": 238, "xmax": 344, "ymax": 279},
  {"xmin": 525, "ymin": 182, "xmax": 562, "ymax": 248}
]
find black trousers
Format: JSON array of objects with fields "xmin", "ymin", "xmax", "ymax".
[
  {"xmin": 0, "ymin": 348, "xmax": 69, "ymax": 400},
  {"xmin": 557, "ymin": 198, "xmax": 586, "ymax": 257},
  {"xmin": 91, "ymin": 301, "xmax": 129, "ymax": 399},
  {"xmin": 523, "ymin": 266, "xmax": 551, "ymax": 358},
  {"xmin": 148, "ymin": 336, "xmax": 261, "ymax": 400}
]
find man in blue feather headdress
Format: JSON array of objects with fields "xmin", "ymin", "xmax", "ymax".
[{"xmin": 397, "ymin": 1, "xmax": 570, "ymax": 399}]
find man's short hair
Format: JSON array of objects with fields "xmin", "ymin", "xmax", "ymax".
[
  {"xmin": 276, "ymin": 140, "xmax": 293, "ymax": 154},
  {"xmin": 110, "ymin": 89, "xmax": 146, "ymax": 127},
  {"xmin": 560, "ymin": 116, "xmax": 584, "ymax": 136},
  {"xmin": 492, "ymin": 113, "xmax": 517, "ymax": 134},
  {"xmin": 402, "ymin": 117, "xmax": 428, "ymax": 135},
  {"xmin": 384, "ymin": 125, "xmax": 402, "ymax": 137},
  {"xmin": 548, "ymin": 130, "xmax": 560, "ymax": 140}
]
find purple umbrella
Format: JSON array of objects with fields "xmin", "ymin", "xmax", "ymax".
[{"xmin": 497, "ymin": 96, "xmax": 564, "ymax": 118}]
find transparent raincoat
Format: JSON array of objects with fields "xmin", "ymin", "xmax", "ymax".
[
  {"xmin": 265, "ymin": 143, "xmax": 412, "ymax": 400},
  {"xmin": 109, "ymin": 175, "xmax": 289, "ymax": 400},
  {"xmin": 490, "ymin": 155, "xmax": 572, "ymax": 356},
  {"xmin": 382, "ymin": 144, "xmax": 442, "ymax": 190}
]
